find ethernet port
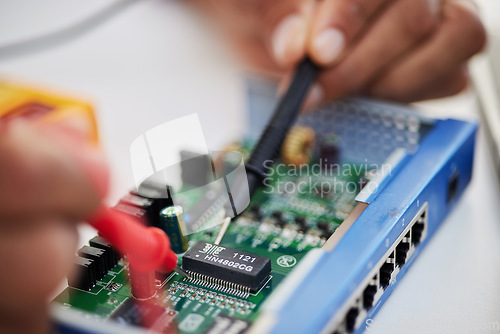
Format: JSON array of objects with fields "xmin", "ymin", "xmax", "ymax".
[
  {"xmin": 447, "ymin": 171, "xmax": 459, "ymax": 203},
  {"xmin": 379, "ymin": 262, "xmax": 394, "ymax": 289},
  {"xmin": 412, "ymin": 221, "xmax": 425, "ymax": 246},
  {"xmin": 345, "ymin": 307, "xmax": 360, "ymax": 333},
  {"xmin": 395, "ymin": 242, "xmax": 410, "ymax": 267},
  {"xmin": 363, "ymin": 285, "xmax": 377, "ymax": 309}
]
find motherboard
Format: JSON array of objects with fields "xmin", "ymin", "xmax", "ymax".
[{"xmin": 53, "ymin": 100, "xmax": 431, "ymax": 333}]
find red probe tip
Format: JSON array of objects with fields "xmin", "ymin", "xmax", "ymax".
[{"xmin": 88, "ymin": 207, "xmax": 178, "ymax": 273}]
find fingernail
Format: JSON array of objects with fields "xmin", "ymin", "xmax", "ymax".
[
  {"xmin": 303, "ymin": 83, "xmax": 325, "ymax": 111},
  {"xmin": 427, "ymin": 0, "xmax": 441, "ymax": 16},
  {"xmin": 453, "ymin": 0, "xmax": 478, "ymax": 14},
  {"xmin": 313, "ymin": 28, "xmax": 345, "ymax": 64},
  {"xmin": 272, "ymin": 15, "xmax": 307, "ymax": 66}
]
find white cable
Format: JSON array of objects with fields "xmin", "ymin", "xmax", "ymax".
[{"xmin": 0, "ymin": 0, "xmax": 142, "ymax": 61}]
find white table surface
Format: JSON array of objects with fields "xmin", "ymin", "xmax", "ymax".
[{"xmin": 0, "ymin": 0, "xmax": 498, "ymax": 333}]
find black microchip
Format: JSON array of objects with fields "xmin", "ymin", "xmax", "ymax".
[
  {"xmin": 78, "ymin": 245, "xmax": 107, "ymax": 277},
  {"xmin": 204, "ymin": 314, "xmax": 250, "ymax": 334},
  {"xmin": 89, "ymin": 235, "xmax": 119, "ymax": 267},
  {"xmin": 183, "ymin": 241, "xmax": 271, "ymax": 292},
  {"xmin": 68, "ymin": 257, "xmax": 95, "ymax": 291}
]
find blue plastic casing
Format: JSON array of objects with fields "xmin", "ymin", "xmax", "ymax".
[{"xmin": 260, "ymin": 117, "xmax": 477, "ymax": 334}]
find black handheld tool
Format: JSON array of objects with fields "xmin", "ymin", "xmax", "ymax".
[{"xmin": 245, "ymin": 58, "xmax": 320, "ymax": 196}]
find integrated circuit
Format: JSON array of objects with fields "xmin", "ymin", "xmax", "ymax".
[{"xmin": 182, "ymin": 241, "xmax": 271, "ymax": 292}]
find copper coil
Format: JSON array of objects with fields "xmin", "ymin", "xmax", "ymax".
[{"xmin": 281, "ymin": 126, "xmax": 315, "ymax": 166}]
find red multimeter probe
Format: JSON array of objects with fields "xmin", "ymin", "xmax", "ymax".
[
  {"xmin": 89, "ymin": 207, "xmax": 178, "ymax": 299},
  {"xmin": 0, "ymin": 81, "xmax": 178, "ymax": 300}
]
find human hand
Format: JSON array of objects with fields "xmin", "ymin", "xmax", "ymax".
[
  {"xmin": 0, "ymin": 118, "xmax": 108, "ymax": 334},
  {"xmin": 192, "ymin": 0, "xmax": 486, "ymax": 107}
]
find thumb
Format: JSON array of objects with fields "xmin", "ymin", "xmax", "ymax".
[{"xmin": 0, "ymin": 118, "xmax": 108, "ymax": 222}]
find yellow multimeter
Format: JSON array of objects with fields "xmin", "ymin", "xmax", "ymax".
[{"xmin": 0, "ymin": 79, "xmax": 99, "ymax": 144}]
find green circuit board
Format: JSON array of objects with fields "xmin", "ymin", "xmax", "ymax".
[{"xmin": 53, "ymin": 155, "xmax": 367, "ymax": 333}]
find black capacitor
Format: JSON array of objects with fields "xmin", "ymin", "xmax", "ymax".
[
  {"xmin": 295, "ymin": 217, "xmax": 308, "ymax": 232},
  {"xmin": 68, "ymin": 257, "xmax": 95, "ymax": 291},
  {"xmin": 297, "ymin": 225, "xmax": 307, "ymax": 233},
  {"xmin": 250, "ymin": 205, "xmax": 262, "ymax": 220},
  {"xmin": 271, "ymin": 212, "xmax": 285, "ymax": 227},
  {"xmin": 316, "ymin": 221, "xmax": 330, "ymax": 231},
  {"xmin": 274, "ymin": 219, "xmax": 285, "ymax": 228},
  {"xmin": 159, "ymin": 205, "xmax": 188, "ymax": 254},
  {"xmin": 319, "ymin": 134, "xmax": 341, "ymax": 171},
  {"xmin": 320, "ymin": 230, "xmax": 332, "ymax": 239},
  {"xmin": 294, "ymin": 216, "xmax": 307, "ymax": 226},
  {"xmin": 271, "ymin": 212, "xmax": 282, "ymax": 220},
  {"xmin": 89, "ymin": 235, "xmax": 119, "ymax": 267},
  {"xmin": 78, "ymin": 245, "xmax": 107, "ymax": 277},
  {"xmin": 316, "ymin": 221, "xmax": 332, "ymax": 238}
]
